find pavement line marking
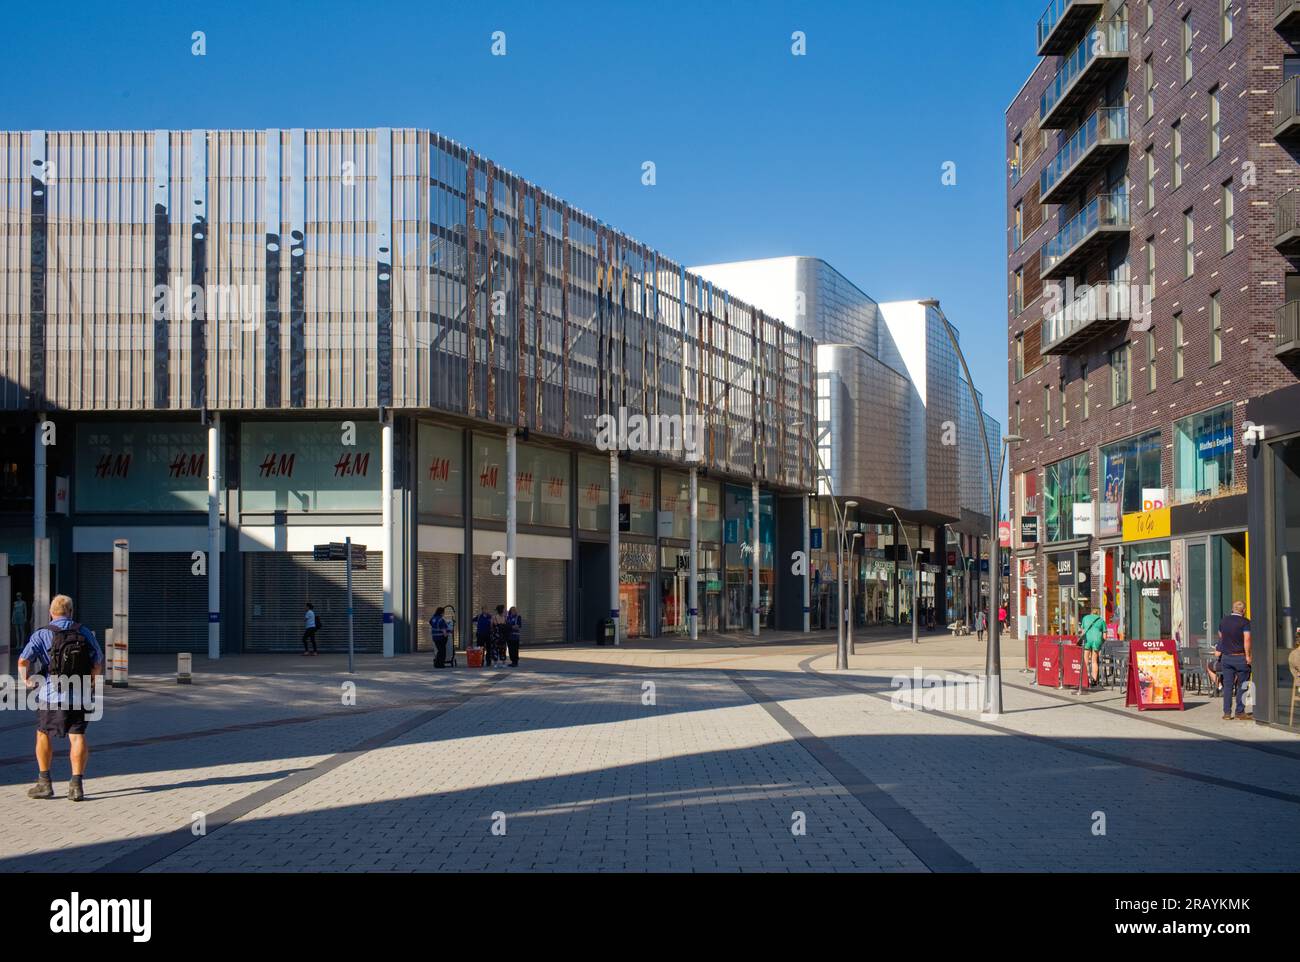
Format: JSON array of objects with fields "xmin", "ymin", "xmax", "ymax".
[
  {"xmin": 798, "ymin": 663, "xmax": 1300, "ymax": 809},
  {"xmin": 94, "ymin": 672, "xmax": 510, "ymax": 873},
  {"xmin": 727, "ymin": 670, "xmax": 977, "ymax": 874}
]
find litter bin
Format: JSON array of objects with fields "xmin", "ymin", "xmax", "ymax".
[{"xmin": 597, "ymin": 618, "xmax": 616, "ymax": 646}]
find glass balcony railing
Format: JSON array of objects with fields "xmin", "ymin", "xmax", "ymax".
[
  {"xmin": 1038, "ymin": 0, "xmax": 1103, "ymax": 53},
  {"xmin": 1276, "ymin": 301, "xmax": 1300, "ymax": 353},
  {"xmin": 1040, "ymin": 107, "xmax": 1128, "ymax": 199},
  {"xmin": 1040, "ymin": 189, "xmax": 1130, "ymax": 276},
  {"xmin": 1040, "ymin": 19, "xmax": 1129, "ymax": 123},
  {"xmin": 1277, "ymin": 76, "xmax": 1300, "ymax": 135},
  {"xmin": 1277, "ymin": 190, "xmax": 1300, "ymax": 244}
]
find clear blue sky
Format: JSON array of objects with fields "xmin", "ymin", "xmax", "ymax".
[{"xmin": 0, "ymin": 0, "xmax": 1042, "ymax": 429}]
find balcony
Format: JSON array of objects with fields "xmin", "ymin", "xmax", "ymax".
[
  {"xmin": 1277, "ymin": 0, "xmax": 1300, "ymax": 32},
  {"xmin": 1040, "ymin": 190, "xmax": 1131, "ymax": 280},
  {"xmin": 1039, "ymin": 19, "xmax": 1130, "ymax": 129},
  {"xmin": 1278, "ymin": 301, "xmax": 1300, "ymax": 359},
  {"xmin": 1040, "ymin": 286, "xmax": 1133, "ymax": 355},
  {"xmin": 1277, "ymin": 77, "xmax": 1300, "ymax": 142},
  {"xmin": 1038, "ymin": 0, "xmax": 1105, "ymax": 56},
  {"xmin": 1040, "ymin": 107, "xmax": 1128, "ymax": 205},
  {"xmin": 1276, "ymin": 191, "xmax": 1300, "ymax": 254}
]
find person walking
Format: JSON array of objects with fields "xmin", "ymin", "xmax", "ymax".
[
  {"xmin": 506, "ymin": 606, "xmax": 523, "ymax": 668},
  {"xmin": 975, "ymin": 607, "xmax": 987, "ymax": 644},
  {"xmin": 491, "ymin": 605, "xmax": 508, "ymax": 666},
  {"xmin": 1079, "ymin": 603, "xmax": 1106, "ymax": 689},
  {"xmin": 998, "ymin": 604, "xmax": 1008, "ymax": 631},
  {"xmin": 18, "ymin": 594, "xmax": 104, "ymax": 802},
  {"xmin": 1216, "ymin": 600, "xmax": 1252, "ymax": 721},
  {"xmin": 473, "ymin": 607, "xmax": 493, "ymax": 664},
  {"xmin": 429, "ymin": 606, "xmax": 451, "ymax": 669},
  {"xmin": 302, "ymin": 603, "xmax": 319, "ymax": 656},
  {"xmin": 11, "ymin": 592, "xmax": 28, "ymax": 646}
]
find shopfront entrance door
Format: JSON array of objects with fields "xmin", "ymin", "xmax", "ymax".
[{"xmin": 1186, "ymin": 540, "xmax": 1209, "ymax": 651}]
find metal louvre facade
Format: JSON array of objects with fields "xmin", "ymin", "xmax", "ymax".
[{"xmin": 0, "ymin": 128, "xmax": 815, "ymax": 492}]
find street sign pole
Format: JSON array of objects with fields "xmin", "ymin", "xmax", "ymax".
[{"xmin": 346, "ymin": 535, "xmax": 354, "ymax": 674}]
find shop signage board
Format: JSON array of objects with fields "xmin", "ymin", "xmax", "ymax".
[
  {"xmin": 1141, "ymin": 488, "xmax": 1167, "ymax": 511},
  {"xmin": 1020, "ymin": 516, "xmax": 1039, "ymax": 544},
  {"xmin": 1072, "ymin": 502, "xmax": 1095, "ymax": 537},
  {"xmin": 1121, "ymin": 507, "xmax": 1170, "ymax": 542},
  {"xmin": 810, "ymin": 528, "xmax": 823, "ymax": 550},
  {"xmin": 1125, "ymin": 639, "xmax": 1185, "ymax": 711},
  {"xmin": 998, "ymin": 521, "xmax": 1011, "ymax": 547}
]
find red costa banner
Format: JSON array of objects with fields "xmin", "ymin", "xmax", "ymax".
[
  {"xmin": 1060, "ymin": 644, "xmax": 1087, "ymax": 688},
  {"xmin": 1125, "ymin": 639, "xmax": 1185, "ymax": 711}
]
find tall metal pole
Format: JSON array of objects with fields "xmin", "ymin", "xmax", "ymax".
[
  {"xmin": 207, "ymin": 412, "xmax": 221, "ymax": 660},
  {"xmin": 689, "ymin": 465, "xmax": 699, "ymax": 640},
  {"xmin": 751, "ymin": 479, "xmax": 760, "ymax": 638},
  {"xmin": 381, "ymin": 415, "xmax": 394, "ymax": 658},
  {"xmin": 835, "ymin": 514, "xmax": 846, "ymax": 668},
  {"xmin": 847, "ymin": 537, "xmax": 855, "ymax": 656},
  {"xmin": 802, "ymin": 495, "xmax": 811, "ymax": 632},
  {"xmin": 609, "ymin": 451, "xmax": 620, "ymax": 647},
  {"xmin": 506, "ymin": 428, "xmax": 517, "ymax": 610}
]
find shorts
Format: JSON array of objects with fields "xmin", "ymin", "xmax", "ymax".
[
  {"xmin": 1082, "ymin": 638, "xmax": 1105, "ymax": 652},
  {"xmin": 37, "ymin": 708, "xmax": 88, "ymax": 737}
]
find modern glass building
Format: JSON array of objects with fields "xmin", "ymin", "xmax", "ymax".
[{"xmin": 0, "ymin": 128, "xmax": 815, "ymax": 654}]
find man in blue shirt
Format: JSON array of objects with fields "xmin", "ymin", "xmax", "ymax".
[
  {"xmin": 1215, "ymin": 600, "xmax": 1252, "ymax": 721},
  {"xmin": 18, "ymin": 594, "xmax": 104, "ymax": 802}
]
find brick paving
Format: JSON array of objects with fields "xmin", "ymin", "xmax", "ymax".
[{"xmin": 1, "ymin": 630, "xmax": 1297, "ymax": 872}]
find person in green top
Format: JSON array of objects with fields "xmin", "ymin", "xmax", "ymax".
[{"xmin": 1079, "ymin": 604, "xmax": 1106, "ymax": 689}]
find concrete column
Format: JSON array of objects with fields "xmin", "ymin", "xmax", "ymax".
[
  {"xmin": 689, "ymin": 465, "xmax": 699, "ymax": 641},
  {"xmin": 505, "ymin": 428, "xmax": 517, "ymax": 609},
  {"xmin": 802, "ymin": 495, "xmax": 811, "ymax": 632},
  {"xmin": 751, "ymin": 480, "xmax": 760, "ymax": 637},
  {"xmin": 207, "ymin": 412, "xmax": 221, "ymax": 660},
  {"xmin": 33, "ymin": 414, "xmax": 48, "ymax": 617},
  {"xmin": 609, "ymin": 452, "xmax": 620, "ymax": 646},
  {"xmin": 382, "ymin": 415, "xmax": 394, "ymax": 657},
  {"xmin": 33, "ymin": 413, "xmax": 46, "ymax": 542}
]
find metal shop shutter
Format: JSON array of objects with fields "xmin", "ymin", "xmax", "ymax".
[
  {"xmin": 244, "ymin": 552, "xmax": 383, "ymax": 653},
  {"xmin": 415, "ymin": 552, "xmax": 459, "ymax": 652},
  {"xmin": 470, "ymin": 555, "xmax": 568, "ymax": 645},
  {"xmin": 75, "ymin": 552, "xmax": 208, "ymax": 653}
]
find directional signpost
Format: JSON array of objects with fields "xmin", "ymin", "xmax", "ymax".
[{"xmin": 314, "ymin": 540, "xmax": 366, "ymax": 673}]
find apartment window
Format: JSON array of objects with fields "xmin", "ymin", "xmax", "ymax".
[
  {"xmin": 1014, "ymin": 267, "xmax": 1024, "ymax": 316},
  {"xmin": 1210, "ymin": 292, "xmax": 1222, "ymax": 365},
  {"xmin": 1183, "ymin": 13, "xmax": 1193, "ymax": 83},
  {"xmin": 1014, "ymin": 400, "xmax": 1021, "ymax": 436},
  {"xmin": 1209, "ymin": 86, "xmax": 1221, "ymax": 159},
  {"xmin": 1145, "ymin": 146, "xmax": 1156, "ymax": 207},
  {"xmin": 1044, "ymin": 384, "xmax": 1052, "ymax": 437},
  {"xmin": 1172, "ymin": 121, "xmax": 1183, "ymax": 188},
  {"xmin": 1012, "ymin": 134, "xmax": 1022, "ymax": 182},
  {"xmin": 1146, "ymin": 331, "xmax": 1157, "ymax": 392},
  {"xmin": 1146, "ymin": 236, "xmax": 1156, "ymax": 293},
  {"xmin": 1015, "ymin": 331, "xmax": 1025, "ymax": 379},
  {"xmin": 1146, "ymin": 0, "xmax": 1153, "ymax": 32},
  {"xmin": 1222, "ymin": 181, "xmax": 1234, "ymax": 254},
  {"xmin": 1111, "ymin": 343, "xmax": 1131, "ymax": 406},
  {"xmin": 1145, "ymin": 57, "xmax": 1155, "ymax": 120},
  {"xmin": 1174, "ymin": 403, "xmax": 1234, "ymax": 500},
  {"xmin": 1059, "ymin": 374, "xmax": 1068, "ymax": 428},
  {"xmin": 1184, "ymin": 209, "xmax": 1194, "ymax": 278},
  {"xmin": 1174, "ymin": 311, "xmax": 1185, "ymax": 380},
  {"xmin": 1014, "ymin": 202, "xmax": 1023, "ymax": 249},
  {"xmin": 1222, "ymin": 0, "xmax": 1232, "ymax": 44},
  {"xmin": 1081, "ymin": 363, "xmax": 1090, "ymax": 420}
]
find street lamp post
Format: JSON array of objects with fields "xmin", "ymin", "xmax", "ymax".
[
  {"xmin": 888, "ymin": 507, "xmax": 920, "ymax": 646},
  {"xmin": 849, "ymin": 531, "xmax": 863, "ymax": 656}
]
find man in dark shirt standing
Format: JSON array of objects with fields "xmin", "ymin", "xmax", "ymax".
[{"xmin": 1216, "ymin": 600, "xmax": 1252, "ymax": 721}]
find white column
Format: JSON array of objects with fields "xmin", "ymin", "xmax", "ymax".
[
  {"xmin": 751, "ymin": 480, "xmax": 760, "ymax": 637},
  {"xmin": 689, "ymin": 465, "xmax": 699, "ymax": 641},
  {"xmin": 609, "ymin": 452, "xmax": 620, "ymax": 646},
  {"xmin": 802, "ymin": 495, "xmax": 811, "ymax": 632},
  {"xmin": 207, "ymin": 413, "xmax": 221, "ymax": 660},
  {"xmin": 506, "ymin": 428, "xmax": 517, "ymax": 609},
  {"xmin": 381, "ymin": 415, "xmax": 394, "ymax": 658}
]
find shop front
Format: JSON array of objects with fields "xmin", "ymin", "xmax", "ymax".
[{"xmin": 1045, "ymin": 549, "xmax": 1089, "ymax": 636}]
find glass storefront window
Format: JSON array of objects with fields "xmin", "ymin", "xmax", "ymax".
[
  {"xmin": 621, "ymin": 464, "xmax": 656, "ymax": 536},
  {"xmin": 1045, "ymin": 452, "xmax": 1090, "ymax": 542},
  {"xmin": 1017, "ymin": 470, "xmax": 1040, "ymax": 548},
  {"xmin": 76, "ymin": 422, "xmax": 208, "ymax": 512},
  {"xmin": 1272, "ymin": 437, "xmax": 1300, "ymax": 730},
  {"xmin": 659, "ymin": 471, "xmax": 722, "ymax": 543},
  {"xmin": 517, "ymin": 443, "xmax": 570, "ymax": 527},
  {"xmin": 1100, "ymin": 429, "xmax": 1161, "ymax": 535},
  {"xmin": 416, "ymin": 423, "xmax": 463, "ymax": 518},
  {"xmin": 1174, "ymin": 403, "xmax": 1233, "ymax": 501},
  {"xmin": 1125, "ymin": 541, "xmax": 1172, "ymax": 639},
  {"xmin": 577, "ymin": 455, "xmax": 609, "ymax": 531},
  {"xmin": 241, "ymin": 421, "xmax": 381, "ymax": 512}
]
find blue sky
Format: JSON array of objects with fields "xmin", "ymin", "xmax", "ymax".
[{"xmin": 0, "ymin": 0, "xmax": 1043, "ymax": 428}]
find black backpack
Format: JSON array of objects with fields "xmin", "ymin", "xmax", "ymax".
[{"xmin": 48, "ymin": 622, "xmax": 95, "ymax": 679}]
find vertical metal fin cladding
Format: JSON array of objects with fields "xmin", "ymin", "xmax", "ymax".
[
  {"xmin": 466, "ymin": 150, "xmax": 476, "ymax": 418},
  {"xmin": 152, "ymin": 129, "xmax": 170, "ymax": 408},
  {"xmin": 289, "ymin": 128, "xmax": 306, "ymax": 408},
  {"xmin": 265, "ymin": 129, "xmax": 282, "ymax": 407},
  {"xmin": 485, "ymin": 163, "xmax": 496, "ymax": 421},
  {"xmin": 532, "ymin": 186, "xmax": 543, "ymax": 431},
  {"xmin": 29, "ymin": 130, "xmax": 47, "ymax": 409},
  {"xmin": 377, "ymin": 127, "xmax": 393, "ymax": 409},
  {"xmin": 560, "ymin": 207, "xmax": 570, "ymax": 437},
  {"xmin": 515, "ymin": 177, "xmax": 526, "ymax": 427},
  {"xmin": 191, "ymin": 129, "xmax": 208, "ymax": 410}
]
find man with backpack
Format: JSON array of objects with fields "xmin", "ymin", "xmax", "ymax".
[
  {"xmin": 17, "ymin": 594, "xmax": 104, "ymax": 802},
  {"xmin": 429, "ymin": 606, "xmax": 452, "ymax": 668},
  {"xmin": 1079, "ymin": 603, "xmax": 1106, "ymax": 690}
]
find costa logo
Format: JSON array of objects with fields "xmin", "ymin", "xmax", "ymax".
[{"xmin": 1128, "ymin": 558, "xmax": 1169, "ymax": 583}]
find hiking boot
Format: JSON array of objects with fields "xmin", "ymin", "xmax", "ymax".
[
  {"xmin": 67, "ymin": 781, "xmax": 85, "ymax": 802},
  {"xmin": 27, "ymin": 778, "xmax": 53, "ymax": 800}
]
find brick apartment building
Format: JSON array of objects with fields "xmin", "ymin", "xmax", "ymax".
[{"xmin": 1005, "ymin": 0, "xmax": 1300, "ymax": 729}]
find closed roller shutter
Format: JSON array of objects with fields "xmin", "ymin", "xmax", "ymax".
[
  {"xmin": 470, "ymin": 555, "xmax": 567, "ymax": 645},
  {"xmin": 415, "ymin": 552, "xmax": 459, "ymax": 651},
  {"xmin": 244, "ymin": 552, "xmax": 383, "ymax": 653},
  {"xmin": 76, "ymin": 552, "xmax": 207, "ymax": 653}
]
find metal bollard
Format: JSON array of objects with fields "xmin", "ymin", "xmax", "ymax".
[{"xmin": 177, "ymin": 652, "xmax": 192, "ymax": 685}]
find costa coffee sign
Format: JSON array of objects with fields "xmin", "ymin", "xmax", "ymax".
[{"xmin": 1128, "ymin": 557, "xmax": 1170, "ymax": 583}]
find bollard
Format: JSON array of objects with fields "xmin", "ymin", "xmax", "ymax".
[
  {"xmin": 104, "ymin": 629, "xmax": 115, "ymax": 683},
  {"xmin": 177, "ymin": 652, "xmax": 192, "ymax": 685}
]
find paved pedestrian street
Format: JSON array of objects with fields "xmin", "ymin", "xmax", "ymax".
[{"xmin": 2, "ymin": 629, "xmax": 1298, "ymax": 873}]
